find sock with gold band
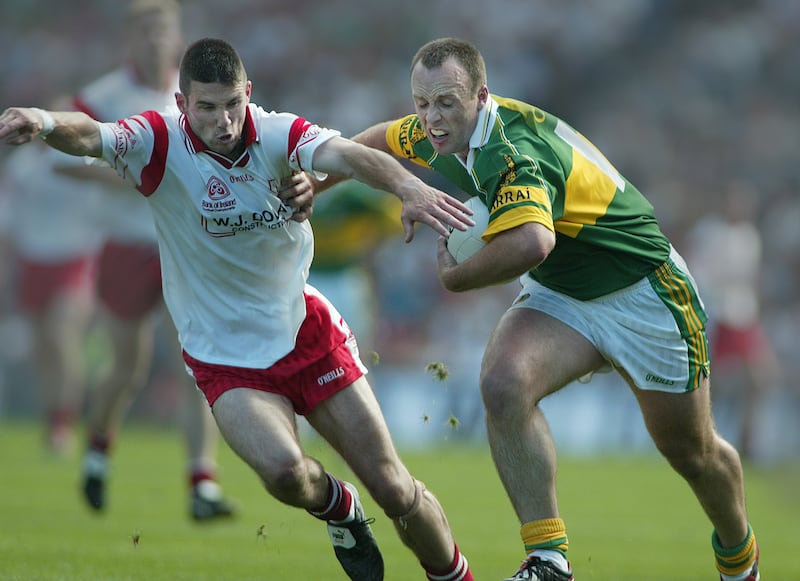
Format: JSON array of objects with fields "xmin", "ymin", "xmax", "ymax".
[
  {"xmin": 713, "ymin": 524, "xmax": 758, "ymax": 580},
  {"xmin": 521, "ymin": 517, "xmax": 569, "ymax": 556}
]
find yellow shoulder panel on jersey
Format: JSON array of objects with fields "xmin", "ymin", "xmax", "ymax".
[
  {"xmin": 557, "ymin": 149, "xmax": 619, "ymax": 238},
  {"xmin": 386, "ymin": 115, "xmax": 431, "ymax": 169}
]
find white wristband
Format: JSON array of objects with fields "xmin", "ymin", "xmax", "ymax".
[{"xmin": 31, "ymin": 107, "xmax": 55, "ymax": 139}]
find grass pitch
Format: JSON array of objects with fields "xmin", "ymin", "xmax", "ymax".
[{"xmin": 0, "ymin": 419, "xmax": 797, "ymax": 580}]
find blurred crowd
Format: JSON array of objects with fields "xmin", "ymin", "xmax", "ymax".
[{"xmin": 1, "ymin": 0, "xmax": 798, "ymax": 459}]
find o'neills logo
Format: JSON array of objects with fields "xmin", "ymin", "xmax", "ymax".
[
  {"xmin": 645, "ymin": 373, "xmax": 675, "ymax": 386},
  {"xmin": 317, "ymin": 366, "xmax": 345, "ymax": 385}
]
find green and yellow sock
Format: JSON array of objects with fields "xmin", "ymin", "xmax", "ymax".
[
  {"xmin": 712, "ymin": 524, "xmax": 758, "ymax": 579},
  {"xmin": 521, "ymin": 517, "xmax": 569, "ymax": 557}
]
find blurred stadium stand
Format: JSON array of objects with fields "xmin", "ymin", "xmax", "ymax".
[{"xmin": 1, "ymin": 0, "xmax": 798, "ymax": 461}]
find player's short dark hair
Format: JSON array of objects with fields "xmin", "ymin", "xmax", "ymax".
[
  {"xmin": 411, "ymin": 38, "xmax": 487, "ymax": 95},
  {"xmin": 179, "ymin": 38, "xmax": 246, "ymax": 95}
]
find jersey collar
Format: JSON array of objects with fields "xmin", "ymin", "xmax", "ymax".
[
  {"xmin": 468, "ymin": 95, "xmax": 499, "ymax": 150},
  {"xmin": 457, "ymin": 95, "xmax": 498, "ymax": 171},
  {"xmin": 181, "ymin": 105, "xmax": 258, "ymax": 168}
]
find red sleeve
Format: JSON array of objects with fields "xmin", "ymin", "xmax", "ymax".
[
  {"xmin": 288, "ymin": 117, "xmax": 312, "ymax": 170},
  {"xmin": 129, "ymin": 110, "xmax": 169, "ymax": 197}
]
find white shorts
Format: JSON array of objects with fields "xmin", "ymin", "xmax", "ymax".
[{"xmin": 510, "ymin": 248, "xmax": 710, "ymax": 393}]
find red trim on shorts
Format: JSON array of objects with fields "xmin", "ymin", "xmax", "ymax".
[
  {"xmin": 17, "ymin": 256, "xmax": 95, "ymax": 314},
  {"xmin": 96, "ymin": 241, "xmax": 163, "ymax": 319},
  {"xmin": 184, "ymin": 292, "xmax": 365, "ymax": 415}
]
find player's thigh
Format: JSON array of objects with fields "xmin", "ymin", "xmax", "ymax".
[
  {"xmin": 212, "ymin": 388, "xmax": 303, "ymax": 477},
  {"xmin": 631, "ymin": 374, "xmax": 715, "ymax": 455},
  {"xmin": 308, "ymin": 377, "xmax": 409, "ymax": 490},
  {"xmin": 482, "ymin": 307, "xmax": 605, "ymax": 402}
]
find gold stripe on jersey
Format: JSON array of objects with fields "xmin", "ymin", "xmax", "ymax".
[
  {"xmin": 484, "ymin": 185, "xmax": 553, "ymax": 241},
  {"xmin": 557, "ymin": 148, "xmax": 618, "ymax": 238},
  {"xmin": 484, "ymin": 204, "xmax": 553, "ymax": 242},
  {"xmin": 387, "ymin": 116, "xmax": 432, "ymax": 169}
]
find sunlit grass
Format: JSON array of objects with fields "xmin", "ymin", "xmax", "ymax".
[{"xmin": 1, "ymin": 420, "xmax": 797, "ymax": 580}]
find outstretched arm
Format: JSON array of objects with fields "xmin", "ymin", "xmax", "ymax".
[
  {"xmin": 0, "ymin": 107, "xmax": 102, "ymax": 157},
  {"xmin": 312, "ymin": 134, "xmax": 473, "ymax": 242},
  {"xmin": 349, "ymin": 121, "xmax": 395, "ymax": 153},
  {"xmin": 311, "ymin": 121, "xmax": 397, "ymax": 197}
]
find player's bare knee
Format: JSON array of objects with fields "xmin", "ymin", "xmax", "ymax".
[
  {"xmin": 481, "ymin": 371, "xmax": 513, "ymax": 411},
  {"xmin": 657, "ymin": 437, "xmax": 715, "ymax": 481},
  {"xmin": 367, "ymin": 476, "xmax": 410, "ymax": 516},
  {"xmin": 261, "ymin": 458, "xmax": 307, "ymax": 501},
  {"xmin": 384, "ymin": 478, "xmax": 426, "ymax": 528},
  {"xmin": 480, "ymin": 368, "xmax": 539, "ymax": 420}
]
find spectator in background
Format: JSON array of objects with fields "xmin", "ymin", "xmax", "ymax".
[
  {"xmin": 686, "ymin": 179, "xmax": 782, "ymax": 460},
  {"xmin": 0, "ymin": 138, "xmax": 102, "ymax": 457},
  {"xmin": 60, "ymin": 0, "xmax": 234, "ymax": 520}
]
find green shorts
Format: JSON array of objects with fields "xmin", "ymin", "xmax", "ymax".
[{"xmin": 511, "ymin": 248, "xmax": 710, "ymax": 393}]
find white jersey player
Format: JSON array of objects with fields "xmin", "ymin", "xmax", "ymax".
[
  {"xmin": 0, "ymin": 38, "xmax": 476, "ymax": 581},
  {"xmin": 59, "ymin": 0, "xmax": 236, "ymax": 522}
]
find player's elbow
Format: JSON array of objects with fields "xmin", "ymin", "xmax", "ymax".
[
  {"xmin": 528, "ymin": 242, "xmax": 552, "ymax": 269},
  {"xmin": 513, "ymin": 223, "xmax": 555, "ymax": 268}
]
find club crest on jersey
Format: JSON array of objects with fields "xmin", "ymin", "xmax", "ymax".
[
  {"xmin": 202, "ymin": 176, "xmax": 237, "ymax": 212},
  {"xmin": 500, "ymin": 154, "xmax": 517, "ymax": 187},
  {"xmin": 207, "ymin": 175, "xmax": 230, "ymax": 200}
]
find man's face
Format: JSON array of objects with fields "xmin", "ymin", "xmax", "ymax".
[
  {"xmin": 410, "ymin": 57, "xmax": 487, "ymax": 159},
  {"xmin": 176, "ymin": 79, "xmax": 252, "ymax": 159}
]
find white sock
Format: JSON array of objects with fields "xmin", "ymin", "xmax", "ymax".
[
  {"xmin": 531, "ymin": 549, "xmax": 570, "ymax": 573},
  {"xmin": 83, "ymin": 450, "xmax": 108, "ymax": 477},
  {"xmin": 195, "ymin": 479, "xmax": 223, "ymax": 501},
  {"xmin": 720, "ymin": 569, "xmax": 755, "ymax": 581}
]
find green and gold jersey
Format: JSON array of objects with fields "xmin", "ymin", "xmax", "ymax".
[{"xmin": 385, "ymin": 95, "xmax": 671, "ymax": 300}]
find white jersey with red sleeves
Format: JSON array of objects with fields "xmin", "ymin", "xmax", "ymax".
[
  {"xmin": 73, "ymin": 66, "xmax": 179, "ymax": 243},
  {"xmin": 96, "ymin": 103, "xmax": 340, "ymax": 368}
]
